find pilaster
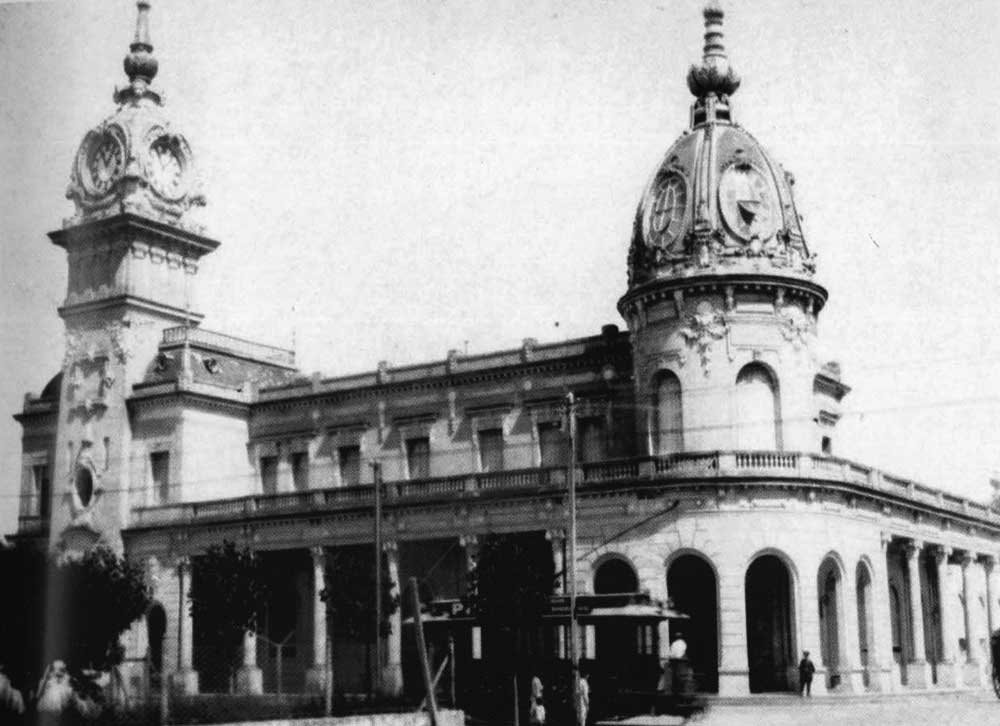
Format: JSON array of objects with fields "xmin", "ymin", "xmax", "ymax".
[
  {"xmin": 169, "ymin": 557, "xmax": 198, "ymax": 695},
  {"xmin": 382, "ymin": 540, "xmax": 403, "ymax": 696},
  {"xmin": 959, "ymin": 552, "xmax": 983, "ymax": 688},
  {"xmin": 306, "ymin": 546, "xmax": 328, "ymax": 693},
  {"xmin": 932, "ymin": 546, "xmax": 959, "ymax": 687}
]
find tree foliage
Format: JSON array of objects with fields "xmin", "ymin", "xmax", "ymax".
[
  {"xmin": 320, "ymin": 545, "xmax": 399, "ymax": 642},
  {"xmin": 0, "ymin": 544, "xmax": 48, "ymax": 691},
  {"xmin": 464, "ymin": 532, "xmax": 555, "ymax": 629},
  {"xmin": 0, "ymin": 543, "xmax": 151, "ymax": 697},
  {"xmin": 188, "ymin": 540, "xmax": 270, "ymax": 676},
  {"xmin": 50, "ymin": 545, "xmax": 152, "ymax": 677}
]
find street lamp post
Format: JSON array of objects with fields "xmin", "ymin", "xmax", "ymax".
[
  {"xmin": 373, "ymin": 460, "xmax": 383, "ymax": 698},
  {"xmin": 566, "ymin": 392, "xmax": 579, "ymax": 726}
]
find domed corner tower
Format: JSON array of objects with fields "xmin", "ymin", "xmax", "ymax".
[
  {"xmin": 46, "ymin": 1, "xmax": 219, "ymax": 553},
  {"xmin": 618, "ymin": 3, "xmax": 848, "ymax": 459}
]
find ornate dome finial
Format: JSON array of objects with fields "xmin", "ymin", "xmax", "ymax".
[
  {"xmin": 115, "ymin": 1, "xmax": 161, "ymax": 105},
  {"xmin": 686, "ymin": 2, "xmax": 741, "ymax": 99}
]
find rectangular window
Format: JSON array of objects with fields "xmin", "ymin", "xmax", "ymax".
[
  {"xmin": 578, "ymin": 417, "xmax": 607, "ymax": 464},
  {"xmin": 538, "ymin": 421, "xmax": 568, "ymax": 467},
  {"xmin": 291, "ymin": 452, "xmax": 309, "ymax": 491},
  {"xmin": 32, "ymin": 464, "xmax": 50, "ymax": 518},
  {"xmin": 338, "ymin": 445, "xmax": 361, "ymax": 487},
  {"xmin": 821, "ymin": 436, "xmax": 832, "ymax": 455},
  {"xmin": 478, "ymin": 428, "xmax": 504, "ymax": 473},
  {"xmin": 150, "ymin": 451, "xmax": 170, "ymax": 504},
  {"xmin": 260, "ymin": 456, "xmax": 278, "ymax": 494},
  {"xmin": 406, "ymin": 437, "xmax": 430, "ymax": 480}
]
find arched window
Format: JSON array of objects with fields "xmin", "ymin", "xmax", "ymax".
[
  {"xmin": 594, "ymin": 558, "xmax": 639, "ymax": 594},
  {"xmin": 656, "ymin": 371, "xmax": 683, "ymax": 455},
  {"xmin": 75, "ymin": 467, "xmax": 94, "ymax": 508},
  {"xmin": 735, "ymin": 364, "xmax": 780, "ymax": 450}
]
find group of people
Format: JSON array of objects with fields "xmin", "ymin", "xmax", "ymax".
[{"xmin": 528, "ymin": 666, "xmax": 589, "ymax": 726}]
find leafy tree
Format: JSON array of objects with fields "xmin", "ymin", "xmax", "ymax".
[
  {"xmin": 188, "ymin": 540, "xmax": 270, "ymax": 689},
  {"xmin": 49, "ymin": 544, "xmax": 152, "ymax": 678},
  {"xmin": 319, "ymin": 545, "xmax": 399, "ymax": 692},
  {"xmin": 463, "ymin": 533, "xmax": 556, "ymax": 719},
  {"xmin": 0, "ymin": 544, "xmax": 48, "ymax": 692}
]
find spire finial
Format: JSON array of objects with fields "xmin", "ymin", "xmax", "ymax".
[
  {"xmin": 116, "ymin": 1, "xmax": 161, "ymax": 104},
  {"xmin": 686, "ymin": 3, "xmax": 741, "ymax": 99}
]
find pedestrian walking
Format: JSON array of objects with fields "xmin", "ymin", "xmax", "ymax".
[
  {"xmin": 529, "ymin": 673, "xmax": 545, "ymax": 726},
  {"xmin": 576, "ymin": 667, "xmax": 590, "ymax": 726},
  {"xmin": 798, "ymin": 651, "xmax": 816, "ymax": 697}
]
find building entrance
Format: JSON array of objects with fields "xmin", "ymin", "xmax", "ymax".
[
  {"xmin": 667, "ymin": 554, "xmax": 719, "ymax": 692},
  {"xmin": 745, "ymin": 554, "xmax": 795, "ymax": 692}
]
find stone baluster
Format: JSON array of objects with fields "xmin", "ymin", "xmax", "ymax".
[
  {"xmin": 306, "ymin": 546, "xmax": 328, "ymax": 693},
  {"xmin": 903, "ymin": 540, "xmax": 930, "ymax": 688}
]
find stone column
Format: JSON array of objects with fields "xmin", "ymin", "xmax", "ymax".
[
  {"xmin": 839, "ymin": 565, "xmax": 863, "ymax": 693},
  {"xmin": 235, "ymin": 629, "xmax": 263, "ymax": 694},
  {"xmin": 959, "ymin": 552, "xmax": 983, "ymax": 687},
  {"xmin": 547, "ymin": 529, "xmax": 566, "ymax": 595},
  {"xmin": 799, "ymin": 563, "xmax": 828, "ymax": 696},
  {"xmin": 871, "ymin": 534, "xmax": 895, "ymax": 692},
  {"xmin": 932, "ymin": 546, "xmax": 958, "ymax": 687},
  {"xmin": 903, "ymin": 541, "xmax": 930, "ymax": 688},
  {"xmin": 382, "ymin": 540, "xmax": 403, "ymax": 696},
  {"xmin": 984, "ymin": 556, "xmax": 1000, "ymax": 645},
  {"xmin": 460, "ymin": 534, "xmax": 479, "ymax": 583},
  {"xmin": 716, "ymin": 565, "xmax": 750, "ymax": 697},
  {"xmin": 170, "ymin": 557, "xmax": 199, "ymax": 694},
  {"xmin": 306, "ymin": 546, "xmax": 328, "ymax": 692}
]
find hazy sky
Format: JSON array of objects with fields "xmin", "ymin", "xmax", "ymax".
[{"xmin": 2, "ymin": 0, "xmax": 999, "ymax": 534}]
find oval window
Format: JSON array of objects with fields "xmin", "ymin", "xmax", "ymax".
[{"xmin": 76, "ymin": 467, "xmax": 94, "ymax": 508}]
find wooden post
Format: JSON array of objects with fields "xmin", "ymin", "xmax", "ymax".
[
  {"xmin": 448, "ymin": 633, "xmax": 456, "ymax": 706},
  {"xmin": 373, "ymin": 462, "xmax": 383, "ymax": 699},
  {"xmin": 324, "ymin": 637, "xmax": 333, "ymax": 716},
  {"xmin": 410, "ymin": 576, "xmax": 438, "ymax": 726}
]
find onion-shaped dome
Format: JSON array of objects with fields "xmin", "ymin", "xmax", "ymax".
[
  {"xmin": 625, "ymin": 4, "xmax": 815, "ymax": 291},
  {"xmin": 65, "ymin": 2, "xmax": 205, "ymax": 232}
]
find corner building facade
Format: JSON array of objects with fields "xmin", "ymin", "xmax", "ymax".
[{"xmin": 12, "ymin": 1, "xmax": 1000, "ymax": 703}]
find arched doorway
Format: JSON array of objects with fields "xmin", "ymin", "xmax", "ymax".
[
  {"xmin": 147, "ymin": 602, "xmax": 166, "ymax": 688},
  {"xmin": 855, "ymin": 562, "xmax": 874, "ymax": 689},
  {"xmin": 745, "ymin": 554, "xmax": 795, "ymax": 692},
  {"xmin": 667, "ymin": 554, "xmax": 719, "ymax": 692},
  {"xmin": 593, "ymin": 558, "xmax": 640, "ymax": 692},
  {"xmin": 817, "ymin": 558, "xmax": 842, "ymax": 689}
]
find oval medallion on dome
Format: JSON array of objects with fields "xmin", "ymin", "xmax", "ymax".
[
  {"xmin": 718, "ymin": 163, "xmax": 777, "ymax": 243},
  {"xmin": 645, "ymin": 173, "xmax": 688, "ymax": 250}
]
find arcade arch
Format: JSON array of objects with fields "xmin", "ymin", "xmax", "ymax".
[
  {"xmin": 745, "ymin": 553, "xmax": 796, "ymax": 692},
  {"xmin": 666, "ymin": 552, "xmax": 719, "ymax": 692}
]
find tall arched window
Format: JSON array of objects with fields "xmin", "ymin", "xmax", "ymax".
[
  {"xmin": 656, "ymin": 371, "xmax": 683, "ymax": 455},
  {"xmin": 735, "ymin": 363, "xmax": 780, "ymax": 450}
]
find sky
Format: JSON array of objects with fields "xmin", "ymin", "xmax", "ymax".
[{"xmin": 2, "ymin": 0, "xmax": 1000, "ymax": 534}]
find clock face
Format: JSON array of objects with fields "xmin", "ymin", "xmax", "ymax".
[
  {"xmin": 149, "ymin": 137, "xmax": 184, "ymax": 198},
  {"xmin": 86, "ymin": 135, "xmax": 124, "ymax": 195},
  {"xmin": 718, "ymin": 164, "xmax": 777, "ymax": 242},
  {"xmin": 647, "ymin": 174, "xmax": 687, "ymax": 248}
]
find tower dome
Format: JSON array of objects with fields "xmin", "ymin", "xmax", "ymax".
[
  {"xmin": 65, "ymin": 1, "xmax": 205, "ymax": 232},
  {"xmin": 622, "ymin": 3, "xmax": 820, "ymax": 305}
]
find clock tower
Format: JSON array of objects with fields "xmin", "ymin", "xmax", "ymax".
[
  {"xmin": 48, "ymin": 1, "xmax": 219, "ymax": 552},
  {"xmin": 619, "ymin": 3, "xmax": 848, "ymax": 460}
]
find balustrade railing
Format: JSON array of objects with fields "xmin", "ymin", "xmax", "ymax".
[{"xmin": 128, "ymin": 450, "xmax": 996, "ymax": 529}]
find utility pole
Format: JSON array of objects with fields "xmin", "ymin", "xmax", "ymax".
[
  {"xmin": 373, "ymin": 460, "xmax": 383, "ymax": 699},
  {"xmin": 566, "ymin": 392, "xmax": 579, "ymax": 726}
]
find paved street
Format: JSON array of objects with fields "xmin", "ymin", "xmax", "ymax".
[{"xmin": 687, "ymin": 692, "xmax": 1000, "ymax": 726}]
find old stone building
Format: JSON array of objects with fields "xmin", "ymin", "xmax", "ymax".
[{"xmin": 11, "ymin": 0, "xmax": 1000, "ymax": 704}]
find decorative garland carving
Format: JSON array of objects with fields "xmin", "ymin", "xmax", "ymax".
[{"xmin": 678, "ymin": 302, "xmax": 728, "ymax": 374}]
